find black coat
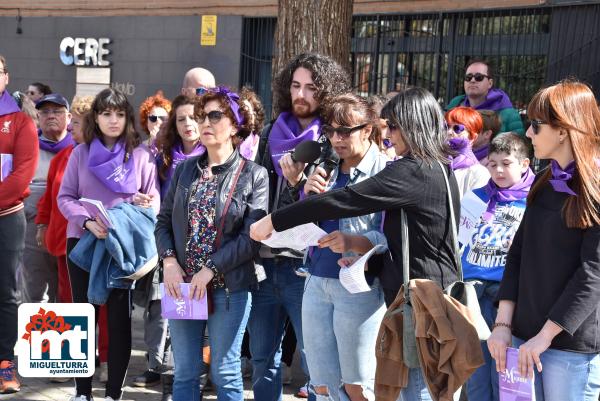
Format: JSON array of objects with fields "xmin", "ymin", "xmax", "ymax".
[{"xmin": 155, "ymin": 150, "xmax": 269, "ymax": 292}]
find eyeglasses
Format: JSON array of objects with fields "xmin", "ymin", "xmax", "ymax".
[
  {"xmin": 446, "ymin": 123, "xmax": 466, "ymax": 135},
  {"xmin": 0, "ymin": 70, "xmax": 6, "ymax": 75},
  {"xmin": 530, "ymin": 119, "xmax": 546, "ymax": 135},
  {"xmin": 198, "ymin": 110, "xmax": 225, "ymax": 124},
  {"xmin": 39, "ymin": 109, "xmax": 66, "ymax": 117},
  {"xmin": 322, "ymin": 123, "xmax": 368, "ymax": 139},
  {"xmin": 464, "ymin": 73, "xmax": 490, "ymax": 82},
  {"xmin": 148, "ymin": 115, "xmax": 168, "ymax": 123},
  {"xmin": 196, "ymin": 87, "xmax": 209, "ymax": 96}
]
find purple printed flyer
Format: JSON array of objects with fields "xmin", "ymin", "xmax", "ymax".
[
  {"xmin": 499, "ymin": 347, "xmax": 536, "ymax": 401},
  {"xmin": 160, "ymin": 283, "xmax": 208, "ymax": 320}
]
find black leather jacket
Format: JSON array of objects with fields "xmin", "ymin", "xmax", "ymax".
[{"xmin": 155, "ymin": 150, "xmax": 269, "ymax": 292}]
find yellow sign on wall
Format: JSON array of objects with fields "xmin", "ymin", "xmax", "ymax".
[{"xmin": 201, "ymin": 15, "xmax": 217, "ymax": 46}]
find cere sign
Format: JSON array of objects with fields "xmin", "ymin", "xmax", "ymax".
[{"xmin": 60, "ymin": 37, "xmax": 111, "ymax": 67}]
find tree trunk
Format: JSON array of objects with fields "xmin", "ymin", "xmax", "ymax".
[{"xmin": 273, "ymin": 0, "xmax": 353, "ymax": 76}]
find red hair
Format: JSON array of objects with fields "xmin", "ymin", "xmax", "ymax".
[
  {"xmin": 138, "ymin": 90, "xmax": 172, "ymax": 133},
  {"xmin": 445, "ymin": 106, "xmax": 483, "ymax": 142}
]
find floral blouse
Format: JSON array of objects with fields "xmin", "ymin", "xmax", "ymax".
[{"xmin": 184, "ymin": 166, "xmax": 226, "ymax": 289}]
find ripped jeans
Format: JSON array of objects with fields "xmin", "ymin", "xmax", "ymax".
[{"xmin": 302, "ymin": 275, "xmax": 386, "ymax": 401}]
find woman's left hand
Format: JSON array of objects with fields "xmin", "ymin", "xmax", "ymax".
[
  {"xmin": 250, "ymin": 214, "xmax": 274, "ymax": 241},
  {"xmin": 133, "ymin": 192, "xmax": 154, "ymax": 208},
  {"xmin": 189, "ymin": 267, "xmax": 215, "ymax": 300},
  {"xmin": 517, "ymin": 332, "xmax": 552, "ymax": 378}
]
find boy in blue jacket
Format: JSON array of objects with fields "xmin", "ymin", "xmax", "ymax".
[{"xmin": 461, "ymin": 132, "xmax": 533, "ymax": 401}]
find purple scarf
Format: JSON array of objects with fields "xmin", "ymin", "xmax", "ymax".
[
  {"xmin": 166, "ymin": 141, "xmax": 206, "ymax": 182},
  {"xmin": 239, "ymin": 133, "xmax": 260, "ymax": 161},
  {"xmin": 0, "ymin": 91, "xmax": 20, "ymax": 117},
  {"xmin": 88, "ymin": 138, "xmax": 137, "ymax": 194},
  {"xmin": 483, "ymin": 168, "xmax": 534, "ymax": 221},
  {"xmin": 38, "ymin": 129, "xmax": 75, "ymax": 154},
  {"xmin": 449, "ymin": 137, "xmax": 479, "ymax": 170},
  {"xmin": 463, "ymin": 88, "xmax": 514, "ymax": 111},
  {"xmin": 549, "ymin": 160, "xmax": 577, "ymax": 196},
  {"xmin": 269, "ymin": 112, "xmax": 321, "ymax": 177},
  {"xmin": 473, "ymin": 144, "xmax": 489, "ymax": 161}
]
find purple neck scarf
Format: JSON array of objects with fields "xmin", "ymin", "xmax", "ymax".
[
  {"xmin": 239, "ymin": 133, "xmax": 260, "ymax": 161},
  {"xmin": 88, "ymin": 138, "xmax": 137, "ymax": 194},
  {"xmin": 166, "ymin": 140, "xmax": 206, "ymax": 182},
  {"xmin": 463, "ymin": 88, "xmax": 514, "ymax": 111},
  {"xmin": 473, "ymin": 144, "xmax": 489, "ymax": 161},
  {"xmin": 38, "ymin": 129, "xmax": 75, "ymax": 154},
  {"xmin": 269, "ymin": 112, "xmax": 321, "ymax": 177},
  {"xmin": 0, "ymin": 91, "xmax": 20, "ymax": 117},
  {"xmin": 483, "ymin": 168, "xmax": 534, "ymax": 221},
  {"xmin": 549, "ymin": 159, "xmax": 577, "ymax": 196},
  {"xmin": 449, "ymin": 137, "xmax": 479, "ymax": 170}
]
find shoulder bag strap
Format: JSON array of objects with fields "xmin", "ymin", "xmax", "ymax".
[
  {"xmin": 401, "ymin": 209, "xmax": 410, "ymax": 298},
  {"xmin": 215, "ymin": 158, "xmax": 246, "ymax": 249},
  {"xmin": 436, "ymin": 160, "xmax": 463, "ymax": 281}
]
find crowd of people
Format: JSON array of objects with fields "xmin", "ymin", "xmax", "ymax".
[{"xmin": 0, "ymin": 49, "xmax": 599, "ymax": 401}]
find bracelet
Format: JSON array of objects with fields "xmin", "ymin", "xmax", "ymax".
[
  {"xmin": 82, "ymin": 218, "xmax": 94, "ymax": 230},
  {"xmin": 492, "ymin": 322, "xmax": 512, "ymax": 330}
]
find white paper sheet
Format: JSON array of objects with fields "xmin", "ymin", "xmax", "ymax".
[
  {"xmin": 339, "ymin": 245, "xmax": 384, "ymax": 294},
  {"xmin": 458, "ymin": 191, "xmax": 488, "ymax": 245},
  {"xmin": 262, "ymin": 223, "xmax": 327, "ymax": 251}
]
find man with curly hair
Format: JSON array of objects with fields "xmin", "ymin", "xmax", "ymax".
[{"xmin": 249, "ymin": 53, "xmax": 350, "ymax": 401}]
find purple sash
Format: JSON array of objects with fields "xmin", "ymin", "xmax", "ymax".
[
  {"xmin": 483, "ymin": 168, "xmax": 534, "ymax": 221},
  {"xmin": 449, "ymin": 137, "xmax": 478, "ymax": 170},
  {"xmin": 269, "ymin": 112, "xmax": 321, "ymax": 177},
  {"xmin": 549, "ymin": 160, "xmax": 577, "ymax": 196},
  {"xmin": 473, "ymin": 144, "xmax": 489, "ymax": 161},
  {"xmin": 38, "ymin": 129, "xmax": 75, "ymax": 154},
  {"xmin": 166, "ymin": 141, "xmax": 206, "ymax": 182},
  {"xmin": 88, "ymin": 138, "xmax": 137, "ymax": 194}
]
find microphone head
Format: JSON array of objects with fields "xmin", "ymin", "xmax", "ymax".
[{"xmin": 291, "ymin": 140, "xmax": 322, "ymax": 164}]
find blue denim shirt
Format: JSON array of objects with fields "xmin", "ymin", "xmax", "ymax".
[{"xmin": 321, "ymin": 142, "xmax": 390, "ymax": 257}]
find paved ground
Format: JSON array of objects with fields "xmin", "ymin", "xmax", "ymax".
[{"xmin": 4, "ymin": 307, "xmax": 305, "ymax": 401}]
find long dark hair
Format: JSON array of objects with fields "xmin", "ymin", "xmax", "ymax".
[
  {"xmin": 380, "ymin": 87, "xmax": 450, "ymax": 164},
  {"xmin": 83, "ymin": 88, "xmax": 140, "ymax": 161}
]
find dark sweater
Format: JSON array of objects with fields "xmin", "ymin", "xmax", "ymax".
[
  {"xmin": 272, "ymin": 156, "xmax": 460, "ymax": 303},
  {"xmin": 497, "ymin": 179, "xmax": 600, "ymax": 353}
]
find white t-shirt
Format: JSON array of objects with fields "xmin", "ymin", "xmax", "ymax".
[{"xmin": 453, "ymin": 163, "xmax": 490, "ymax": 200}]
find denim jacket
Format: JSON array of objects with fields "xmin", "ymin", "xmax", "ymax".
[
  {"xmin": 320, "ymin": 142, "xmax": 390, "ymax": 257},
  {"xmin": 69, "ymin": 202, "xmax": 158, "ymax": 304}
]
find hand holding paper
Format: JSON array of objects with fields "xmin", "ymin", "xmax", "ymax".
[
  {"xmin": 261, "ymin": 223, "xmax": 328, "ymax": 251},
  {"xmin": 339, "ymin": 245, "xmax": 384, "ymax": 294}
]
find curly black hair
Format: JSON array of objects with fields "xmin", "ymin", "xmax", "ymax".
[{"xmin": 272, "ymin": 53, "xmax": 351, "ymax": 118}]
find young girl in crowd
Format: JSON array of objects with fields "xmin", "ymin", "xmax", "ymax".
[
  {"xmin": 301, "ymin": 93, "xmax": 388, "ymax": 401},
  {"xmin": 460, "ymin": 132, "xmax": 533, "ymax": 401},
  {"xmin": 445, "ymin": 106, "xmax": 490, "ymax": 197},
  {"xmin": 154, "ymin": 87, "xmax": 268, "ymax": 401},
  {"xmin": 488, "ymin": 80, "xmax": 600, "ymax": 401},
  {"xmin": 58, "ymin": 88, "xmax": 160, "ymax": 401}
]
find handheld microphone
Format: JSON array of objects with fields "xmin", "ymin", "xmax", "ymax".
[
  {"xmin": 290, "ymin": 140, "xmax": 322, "ymax": 164},
  {"xmin": 308, "ymin": 146, "xmax": 340, "ymax": 195}
]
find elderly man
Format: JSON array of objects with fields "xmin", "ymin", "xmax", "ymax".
[
  {"xmin": 181, "ymin": 67, "xmax": 216, "ymax": 97},
  {"xmin": 20, "ymin": 93, "xmax": 74, "ymax": 305},
  {"xmin": 446, "ymin": 59, "xmax": 524, "ymax": 135},
  {"xmin": 0, "ymin": 54, "xmax": 38, "ymax": 394}
]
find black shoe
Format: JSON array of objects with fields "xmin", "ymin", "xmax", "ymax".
[
  {"xmin": 133, "ymin": 370, "xmax": 161, "ymax": 387},
  {"xmin": 161, "ymin": 374, "xmax": 173, "ymax": 401}
]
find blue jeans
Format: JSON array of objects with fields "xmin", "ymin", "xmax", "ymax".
[
  {"xmin": 302, "ymin": 275, "xmax": 385, "ymax": 401},
  {"xmin": 400, "ymin": 368, "xmax": 433, "ymax": 401},
  {"xmin": 248, "ymin": 257, "xmax": 309, "ymax": 401},
  {"xmin": 513, "ymin": 337, "xmax": 600, "ymax": 401},
  {"xmin": 466, "ymin": 280, "xmax": 500, "ymax": 401},
  {"xmin": 169, "ymin": 288, "xmax": 251, "ymax": 401}
]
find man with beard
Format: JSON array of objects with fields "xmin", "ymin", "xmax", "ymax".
[{"xmin": 249, "ymin": 53, "xmax": 350, "ymax": 401}]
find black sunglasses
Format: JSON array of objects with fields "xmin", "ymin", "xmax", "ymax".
[
  {"xmin": 445, "ymin": 122, "xmax": 466, "ymax": 134},
  {"xmin": 322, "ymin": 123, "xmax": 368, "ymax": 139},
  {"xmin": 148, "ymin": 115, "xmax": 168, "ymax": 123},
  {"xmin": 464, "ymin": 73, "xmax": 490, "ymax": 82},
  {"xmin": 530, "ymin": 119, "xmax": 546, "ymax": 135},
  {"xmin": 196, "ymin": 87, "xmax": 209, "ymax": 96},
  {"xmin": 385, "ymin": 119, "xmax": 398, "ymax": 131},
  {"xmin": 198, "ymin": 110, "xmax": 225, "ymax": 125}
]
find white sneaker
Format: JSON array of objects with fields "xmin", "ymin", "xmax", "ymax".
[
  {"xmin": 70, "ymin": 396, "xmax": 93, "ymax": 401},
  {"xmin": 105, "ymin": 397, "xmax": 119, "ymax": 401},
  {"xmin": 97, "ymin": 362, "xmax": 108, "ymax": 383}
]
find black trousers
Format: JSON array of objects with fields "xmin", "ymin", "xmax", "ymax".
[
  {"xmin": 67, "ymin": 237, "xmax": 132, "ymax": 399},
  {"xmin": 0, "ymin": 210, "xmax": 26, "ymax": 361}
]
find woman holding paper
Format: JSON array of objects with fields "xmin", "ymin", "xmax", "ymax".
[
  {"xmin": 57, "ymin": 88, "xmax": 160, "ymax": 401},
  {"xmin": 251, "ymin": 87, "xmax": 461, "ymax": 401},
  {"xmin": 154, "ymin": 86, "xmax": 268, "ymax": 401},
  {"xmin": 487, "ymin": 80, "xmax": 600, "ymax": 401},
  {"xmin": 298, "ymin": 93, "xmax": 388, "ymax": 401}
]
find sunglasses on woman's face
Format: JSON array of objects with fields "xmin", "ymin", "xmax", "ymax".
[
  {"xmin": 446, "ymin": 123, "xmax": 466, "ymax": 134},
  {"xmin": 464, "ymin": 73, "xmax": 490, "ymax": 82},
  {"xmin": 196, "ymin": 87, "xmax": 209, "ymax": 96},
  {"xmin": 322, "ymin": 123, "xmax": 368, "ymax": 139},
  {"xmin": 530, "ymin": 119, "xmax": 547, "ymax": 135},
  {"xmin": 148, "ymin": 115, "xmax": 167, "ymax": 123},
  {"xmin": 198, "ymin": 110, "xmax": 225, "ymax": 125}
]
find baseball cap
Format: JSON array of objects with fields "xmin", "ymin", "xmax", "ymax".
[{"xmin": 35, "ymin": 93, "xmax": 70, "ymax": 111}]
